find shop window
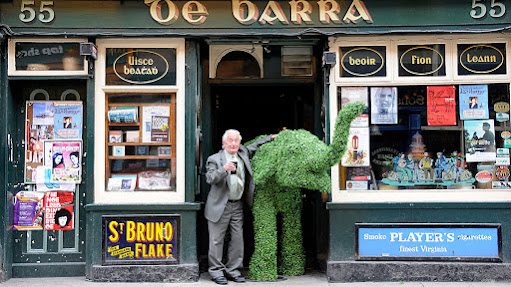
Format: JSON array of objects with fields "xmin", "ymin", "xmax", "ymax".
[
  {"xmin": 339, "ymin": 84, "xmax": 510, "ymax": 191},
  {"xmin": 216, "ymin": 51, "xmax": 261, "ymax": 78},
  {"xmin": 105, "ymin": 93, "xmax": 176, "ymax": 192}
]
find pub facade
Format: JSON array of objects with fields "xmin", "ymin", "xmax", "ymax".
[{"xmin": 1, "ymin": 0, "xmax": 511, "ymax": 282}]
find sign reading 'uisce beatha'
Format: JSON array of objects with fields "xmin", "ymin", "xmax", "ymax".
[{"xmin": 106, "ymin": 48, "xmax": 176, "ymax": 85}]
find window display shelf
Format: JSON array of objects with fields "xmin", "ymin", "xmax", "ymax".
[
  {"xmin": 107, "ymin": 142, "xmax": 172, "ymax": 146},
  {"xmin": 108, "ymin": 155, "xmax": 172, "ymax": 160},
  {"xmin": 108, "ymin": 122, "xmax": 141, "ymax": 127}
]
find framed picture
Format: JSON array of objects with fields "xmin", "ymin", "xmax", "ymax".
[
  {"xmin": 109, "ymin": 130, "xmax": 122, "ymax": 143},
  {"xmin": 113, "ymin": 146, "xmax": 125, "ymax": 156}
]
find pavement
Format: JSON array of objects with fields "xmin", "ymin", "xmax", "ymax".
[{"xmin": 1, "ymin": 272, "xmax": 511, "ymax": 287}]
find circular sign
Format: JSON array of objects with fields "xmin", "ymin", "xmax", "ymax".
[
  {"xmin": 494, "ymin": 102, "xmax": 510, "ymax": 113},
  {"xmin": 496, "ymin": 166, "xmax": 510, "ymax": 181},
  {"xmin": 502, "ymin": 131, "xmax": 511, "ymax": 139},
  {"xmin": 460, "ymin": 44, "xmax": 504, "ymax": 74},
  {"xmin": 475, "ymin": 170, "xmax": 493, "ymax": 183},
  {"xmin": 113, "ymin": 50, "xmax": 169, "ymax": 84},
  {"xmin": 341, "ymin": 47, "xmax": 385, "ymax": 77},
  {"xmin": 400, "ymin": 46, "xmax": 444, "ymax": 76}
]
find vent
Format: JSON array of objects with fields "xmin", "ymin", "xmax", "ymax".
[{"xmin": 282, "ymin": 46, "xmax": 313, "ymax": 77}]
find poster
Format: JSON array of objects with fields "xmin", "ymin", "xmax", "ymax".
[
  {"xmin": 25, "ymin": 102, "xmax": 55, "ymax": 183},
  {"xmin": 459, "ymin": 85, "xmax": 489, "ymax": 120},
  {"xmin": 13, "ymin": 191, "xmax": 44, "ymax": 230},
  {"xmin": 46, "ymin": 141, "xmax": 82, "ymax": 183},
  {"xmin": 341, "ymin": 127, "xmax": 370, "ymax": 167},
  {"xmin": 44, "ymin": 191, "xmax": 74, "ymax": 230},
  {"xmin": 464, "ymin": 120, "xmax": 496, "ymax": 162},
  {"xmin": 142, "ymin": 106, "xmax": 170, "ymax": 143},
  {"xmin": 427, "ymin": 86, "xmax": 456, "ymax": 126},
  {"xmin": 150, "ymin": 116, "xmax": 170, "ymax": 142},
  {"xmin": 25, "ymin": 101, "xmax": 83, "ymax": 183},
  {"xmin": 53, "ymin": 103, "xmax": 83, "ymax": 139},
  {"xmin": 371, "ymin": 87, "xmax": 398, "ymax": 124},
  {"xmin": 341, "ymin": 87, "xmax": 369, "ymax": 127}
]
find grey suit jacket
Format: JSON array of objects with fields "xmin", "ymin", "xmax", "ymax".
[{"xmin": 204, "ymin": 136, "xmax": 272, "ymax": 223}]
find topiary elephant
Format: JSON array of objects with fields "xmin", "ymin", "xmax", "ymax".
[{"xmin": 248, "ymin": 101, "xmax": 366, "ymax": 281}]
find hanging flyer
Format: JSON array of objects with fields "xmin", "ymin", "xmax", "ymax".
[
  {"xmin": 142, "ymin": 106, "xmax": 170, "ymax": 143},
  {"xmin": 13, "ymin": 191, "xmax": 44, "ymax": 230},
  {"xmin": 25, "ymin": 101, "xmax": 55, "ymax": 183},
  {"xmin": 459, "ymin": 85, "xmax": 489, "ymax": 120},
  {"xmin": 46, "ymin": 140, "xmax": 83, "ymax": 183},
  {"xmin": 427, "ymin": 86, "xmax": 456, "ymax": 126},
  {"xmin": 464, "ymin": 120, "xmax": 496, "ymax": 162},
  {"xmin": 371, "ymin": 87, "xmax": 398, "ymax": 124},
  {"xmin": 341, "ymin": 87, "xmax": 369, "ymax": 127},
  {"xmin": 342, "ymin": 127, "xmax": 370, "ymax": 167},
  {"xmin": 53, "ymin": 103, "xmax": 83, "ymax": 139},
  {"xmin": 44, "ymin": 191, "xmax": 74, "ymax": 231}
]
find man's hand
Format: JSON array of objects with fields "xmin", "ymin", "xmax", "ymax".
[{"xmin": 224, "ymin": 161, "xmax": 236, "ymax": 172}]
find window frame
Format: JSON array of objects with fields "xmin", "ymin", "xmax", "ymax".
[
  {"xmin": 329, "ymin": 34, "xmax": 511, "ymax": 203},
  {"xmin": 94, "ymin": 38, "xmax": 186, "ymax": 204}
]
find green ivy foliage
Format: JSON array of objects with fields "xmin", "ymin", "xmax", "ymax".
[{"xmin": 247, "ymin": 102, "xmax": 366, "ymax": 281}]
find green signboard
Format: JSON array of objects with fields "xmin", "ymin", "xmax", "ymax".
[{"xmin": 1, "ymin": 0, "xmax": 511, "ymax": 35}]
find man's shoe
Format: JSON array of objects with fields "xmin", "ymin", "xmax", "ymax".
[
  {"xmin": 228, "ymin": 276, "xmax": 246, "ymax": 283},
  {"xmin": 213, "ymin": 276, "xmax": 228, "ymax": 285}
]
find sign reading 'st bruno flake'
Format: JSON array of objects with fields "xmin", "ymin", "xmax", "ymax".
[
  {"xmin": 398, "ymin": 45, "xmax": 445, "ymax": 77},
  {"xmin": 106, "ymin": 48, "xmax": 176, "ymax": 85},
  {"xmin": 357, "ymin": 224, "xmax": 501, "ymax": 261},
  {"xmin": 339, "ymin": 46, "xmax": 386, "ymax": 77},
  {"xmin": 458, "ymin": 43, "xmax": 506, "ymax": 75},
  {"xmin": 103, "ymin": 215, "xmax": 180, "ymax": 265}
]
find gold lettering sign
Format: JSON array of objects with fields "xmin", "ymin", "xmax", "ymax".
[
  {"xmin": 400, "ymin": 46, "xmax": 444, "ymax": 76},
  {"xmin": 113, "ymin": 50, "xmax": 169, "ymax": 84},
  {"xmin": 495, "ymin": 102, "xmax": 510, "ymax": 113},
  {"xmin": 341, "ymin": 47, "xmax": 384, "ymax": 77},
  {"xmin": 460, "ymin": 44, "xmax": 504, "ymax": 74}
]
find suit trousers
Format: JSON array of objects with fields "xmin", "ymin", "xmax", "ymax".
[{"xmin": 207, "ymin": 200, "xmax": 244, "ymax": 279}]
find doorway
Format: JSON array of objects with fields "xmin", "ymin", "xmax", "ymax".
[{"xmin": 203, "ymin": 83, "xmax": 328, "ymax": 271}]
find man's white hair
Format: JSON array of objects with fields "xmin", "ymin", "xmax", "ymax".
[{"xmin": 222, "ymin": 129, "xmax": 242, "ymax": 142}]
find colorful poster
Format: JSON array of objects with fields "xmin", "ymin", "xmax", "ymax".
[
  {"xmin": 459, "ymin": 85, "xmax": 489, "ymax": 120},
  {"xmin": 13, "ymin": 191, "xmax": 44, "ymax": 230},
  {"xmin": 46, "ymin": 141, "xmax": 82, "ymax": 183},
  {"xmin": 150, "ymin": 116, "xmax": 170, "ymax": 142},
  {"xmin": 44, "ymin": 191, "xmax": 74, "ymax": 230},
  {"xmin": 342, "ymin": 127, "xmax": 370, "ymax": 167},
  {"xmin": 464, "ymin": 120, "xmax": 496, "ymax": 162},
  {"xmin": 371, "ymin": 87, "xmax": 398, "ymax": 124},
  {"xmin": 142, "ymin": 106, "xmax": 170, "ymax": 143},
  {"xmin": 427, "ymin": 86, "xmax": 456, "ymax": 126},
  {"xmin": 341, "ymin": 87, "xmax": 369, "ymax": 127},
  {"xmin": 53, "ymin": 103, "xmax": 83, "ymax": 139},
  {"xmin": 25, "ymin": 102, "xmax": 55, "ymax": 183}
]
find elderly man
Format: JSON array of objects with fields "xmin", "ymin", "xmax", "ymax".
[{"xmin": 205, "ymin": 130, "xmax": 274, "ymax": 285}]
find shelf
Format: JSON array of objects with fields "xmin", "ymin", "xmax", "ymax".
[
  {"xmin": 108, "ymin": 122, "xmax": 140, "ymax": 127},
  {"xmin": 108, "ymin": 142, "xmax": 171, "ymax": 146},
  {"xmin": 108, "ymin": 155, "xmax": 172, "ymax": 160}
]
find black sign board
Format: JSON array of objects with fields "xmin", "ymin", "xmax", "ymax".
[
  {"xmin": 458, "ymin": 43, "xmax": 506, "ymax": 75},
  {"xmin": 102, "ymin": 214, "xmax": 180, "ymax": 265},
  {"xmin": 106, "ymin": 48, "xmax": 176, "ymax": 85},
  {"xmin": 399, "ymin": 45, "xmax": 445, "ymax": 77},
  {"xmin": 15, "ymin": 42, "xmax": 84, "ymax": 71},
  {"xmin": 340, "ymin": 46, "xmax": 386, "ymax": 78}
]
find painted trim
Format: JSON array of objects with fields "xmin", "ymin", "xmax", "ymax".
[{"xmin": 94, "ymin": 38, "xmax": 186, "ymax": 204}]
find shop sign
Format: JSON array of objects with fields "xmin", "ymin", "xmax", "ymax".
[
  {"xmin": 458, "ymin": 44, "xmax": 506, "ymax": 75},
  {"xmin": 497, "ymin": 113, "xmax": 509, "ymax": 122},
  {"xmin": 103, "ymin": 215, "xmax": 180, "ymax": 265},
  {"xmin": 496, "ymin": 157, "xmax": 510, "ymax": 166},
  {"xmin": 340, "ymin": 46, "xmax": 385, "ymax": 77},
  {"xmin": 346, "ymin": 180, "xmax": 368, "ymax": 190},
  {"xmin": 106, "ymin": 48, "xmax": 176, "ymax": 86},
  {"xmin": 505, "ymin": 139, "xmax": 511, "ymax": 148},
  {"xmin": 494, "ymin": 102, "xmax": 510, "ymax": 113},
  {"xmin": 356, "ymin": 224, "xmax": 501, "ymax": 261},
  {"xmin": 501, "ymin": 131, "xmax": 511, "ymax": 139},
  {"xmin": 15, "ymin": 42, "xmax": 84, "ymax": 72},
  {"xmin": 497, "ymin": 148, "xmax": 510, "ymax": 156},
  {"xmin": 475, "ymin": 170, "xmax": 493, "ymax": 183},
  {"xmin": 398, "ymin": 45, "xmax": 445, "ymax": 77},
  {"xmin": 495, "ymin": 166, "xmax": 510, "ymax": 180}
]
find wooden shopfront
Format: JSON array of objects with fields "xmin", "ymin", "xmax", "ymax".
[{"xmin": 1, "ymin": 0, "xmax": 511, "ymax": 283}]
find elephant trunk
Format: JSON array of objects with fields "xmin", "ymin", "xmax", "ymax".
[{"xmin": 312, "ymin": 102, "xmax": 366, "ymax": 172}]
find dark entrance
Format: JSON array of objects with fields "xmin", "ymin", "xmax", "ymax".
[{"xmin": 201, "ymin": 83, "xmax": 328, "ymax": 272}]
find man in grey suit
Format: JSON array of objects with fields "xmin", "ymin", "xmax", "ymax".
[{"xmin": 205, "ymin": 129, "xmax": 274, "ymax": 285}]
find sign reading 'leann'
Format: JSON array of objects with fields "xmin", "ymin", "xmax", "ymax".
[{"xmin": 458, "ymin": 43, "xmax": 506, "ymax": 75}]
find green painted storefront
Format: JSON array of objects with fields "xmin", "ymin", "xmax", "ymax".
[{"xmin": 1, "ymin": 0, "xmax": 511, "ymax": 283}]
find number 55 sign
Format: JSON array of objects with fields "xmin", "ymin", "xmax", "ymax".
[{"xmin": 19, "ymin": 0, "xmax": 55, "ymax": 23}]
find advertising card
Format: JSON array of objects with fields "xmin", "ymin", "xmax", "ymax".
[
  {"xmin": 342, "ymin": 127, "xmax": 370, "ymax": 167},
  {"xmin": 371, "ymin": 87, "xmax": 398, "ymax": 124},
  {"xmin": 459, "ymin": 85, "xmax": 489, "ymax": 120},
  {"xmin": 53, "ymin": 103, "xmax": 83, "ymax": 139},
  {"xmin": 47, "ymin": 141, "xmax": 82, "ymax": 183},
  {"xmin": 464, "ymin": 120, "xmax": 496, "ymax": 162},
  {"xmin": 13, "ymin": 191, "xmax": 44, "ymax": 230},
  {"xmin": 44, "ymin": 191, "xmax": 74, "ymax": 230},
  {"xmin": 427, "ymin": 86, "xmax": 456, "ymax": 126},
  {"xmin": 341, "ymin": 87, "xmax": 369, "ymax": 127}
]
